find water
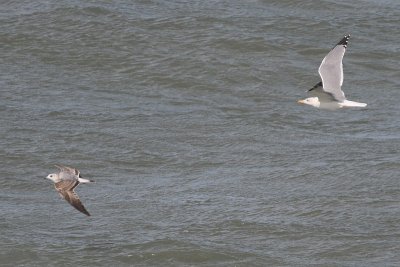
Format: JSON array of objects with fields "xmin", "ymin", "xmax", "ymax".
[{"xmin": 1, "ymin": 0, "xmax": 400, "ymax": 266}]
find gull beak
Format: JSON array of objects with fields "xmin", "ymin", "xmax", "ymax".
[{"xmin": 297, "ymin": 99, "xmax": 305, "ymax": 104}]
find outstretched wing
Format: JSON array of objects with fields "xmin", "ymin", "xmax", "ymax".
[
  {"xmin": 55, "ymin": 165, "xmax": 81, "ymax": 177},
  {"xmin": 54, "ymin": 180, "xmax": 91, "ymax": 216},
  {"xmin": 318, "ymin": 35, "xmax": 350, "ymax": 102}
]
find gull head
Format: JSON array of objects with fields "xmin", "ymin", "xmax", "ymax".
[
  {"xmin": 297, "ymin": 97, "xmax": 320, "ymax": 108},
  {"xmin": 45, "ymin": 173, "xmax": 60, "ymax": 182}
]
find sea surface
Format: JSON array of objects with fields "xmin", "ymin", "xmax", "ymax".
[{"xmin": 1, "ymin": 0, "xmax": 400, "ymax": 266}]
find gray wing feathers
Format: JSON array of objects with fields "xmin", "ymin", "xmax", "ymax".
[
  {"xmin": 59, "ymin": 171, "xmax": 77, "ymax": 181},
  {"xmin": 309, "ymin": 87, "xmax": 338, "ymax": 102},
  {"xmin": 55, "ymin": 165, "xmax": 82, "ymax": 180},
  {"xmin": 55, "ymin": 165, "xmax": 81, "ymax": 177},
  {"xmin": 318, "ymin": 44, "xmax": 346, "ymax": 102}
]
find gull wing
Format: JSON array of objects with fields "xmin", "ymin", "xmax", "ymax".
[
  {"xmin": 54, "ymin": 180, "xmax": 91, "ymax": 216},
  {"xmin": 318, "ymin": 35, "xmax": 350, "ymax": 102},
  {"xmin": 55, "ymin": 165, "xmax": 81, "ymax": 177},
  {"xmin": 308, "ymin": 82, "xmax": 338, "ymax": 103}
]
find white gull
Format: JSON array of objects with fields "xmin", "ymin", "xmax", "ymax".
[{"xmin": 298, "ymin": 34, "xmax": 367, "ymax": 110}]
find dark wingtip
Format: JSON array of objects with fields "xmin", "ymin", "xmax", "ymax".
[
  {"xmin": 308, "ymin": 81, "xmax": 323, "ymax": 92},
  {"xmin": 337, "ymin": 34, "xmax": 350, "ymax": 48},
  {"xmin": 82, "ymin": 209, "xmax": 91, "ymax": 216}
]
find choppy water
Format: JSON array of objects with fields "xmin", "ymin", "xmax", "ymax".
[{"xmin": 1, "ymin": 0, "xmax": 400, "ymax": 266}]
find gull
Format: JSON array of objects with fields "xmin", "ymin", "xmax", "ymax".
[
  {"xmin": 298, "ymin": 34, "xmax": 367, "ymax": 110},
  {"xmin": 45, "ymin": 165, "xmax": 94, "ymax": 216}
]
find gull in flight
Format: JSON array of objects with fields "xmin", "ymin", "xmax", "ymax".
[
  {"xmin": 298, "ymin": 34, "xmax": 367, "ymax": 110},
  {"xmin": 45, "ymin": 165, "xmax": 94, "ymax": 216}
]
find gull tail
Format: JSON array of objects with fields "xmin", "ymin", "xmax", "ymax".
[
  {"xmin": 341, "ymin": 100, "xmax": 367, "ymax": 108},
  {"xmin": 78, "ymin": 177, "xmax": 95, "ymax": 183}
]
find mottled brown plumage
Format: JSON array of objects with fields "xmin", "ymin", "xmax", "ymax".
[
  {"xmin": 46, "ymin": 165, "xmax": 93, "ymax": 217},
  {"xmin": 54, "ymin": 180, "xmax": 91, "ymax": 216}
]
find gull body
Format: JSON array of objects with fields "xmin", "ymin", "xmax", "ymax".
[
  {"xmin": 298, "ymin": 97, "xmax": 367, "ymax": 110},
  {"xmin": 45, "ymin": 165, "xmax": 94, "ymax": 216},
  {"xmin": 298, "ymin": 34, "xmax": 367, "ymax": 110}
]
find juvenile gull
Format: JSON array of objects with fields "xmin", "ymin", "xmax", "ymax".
[
  {"xmin": 45, "ymin": 165, "xmax": 94, "ymax": 216},
  {"xmin": 298, "ymin": 34, "xmax": 367, "ymax": 110}
]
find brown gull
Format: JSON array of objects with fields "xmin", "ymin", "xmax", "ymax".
[{"xmin": 45, "ymin": 165, "xmax": 94, "ymax": 216}]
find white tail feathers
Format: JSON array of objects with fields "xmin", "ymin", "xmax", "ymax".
[
  {"xmin": 78, "ymin": 177, "xmax": 95, "ymax": 183},
  {"xmin": 341, "ymin": 100, "xmax": 367, "ymax": 108}
]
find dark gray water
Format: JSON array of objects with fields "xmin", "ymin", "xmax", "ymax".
[{"xmin": 1, "ymin": 0, "xmax": 400, "ymax": 266}]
